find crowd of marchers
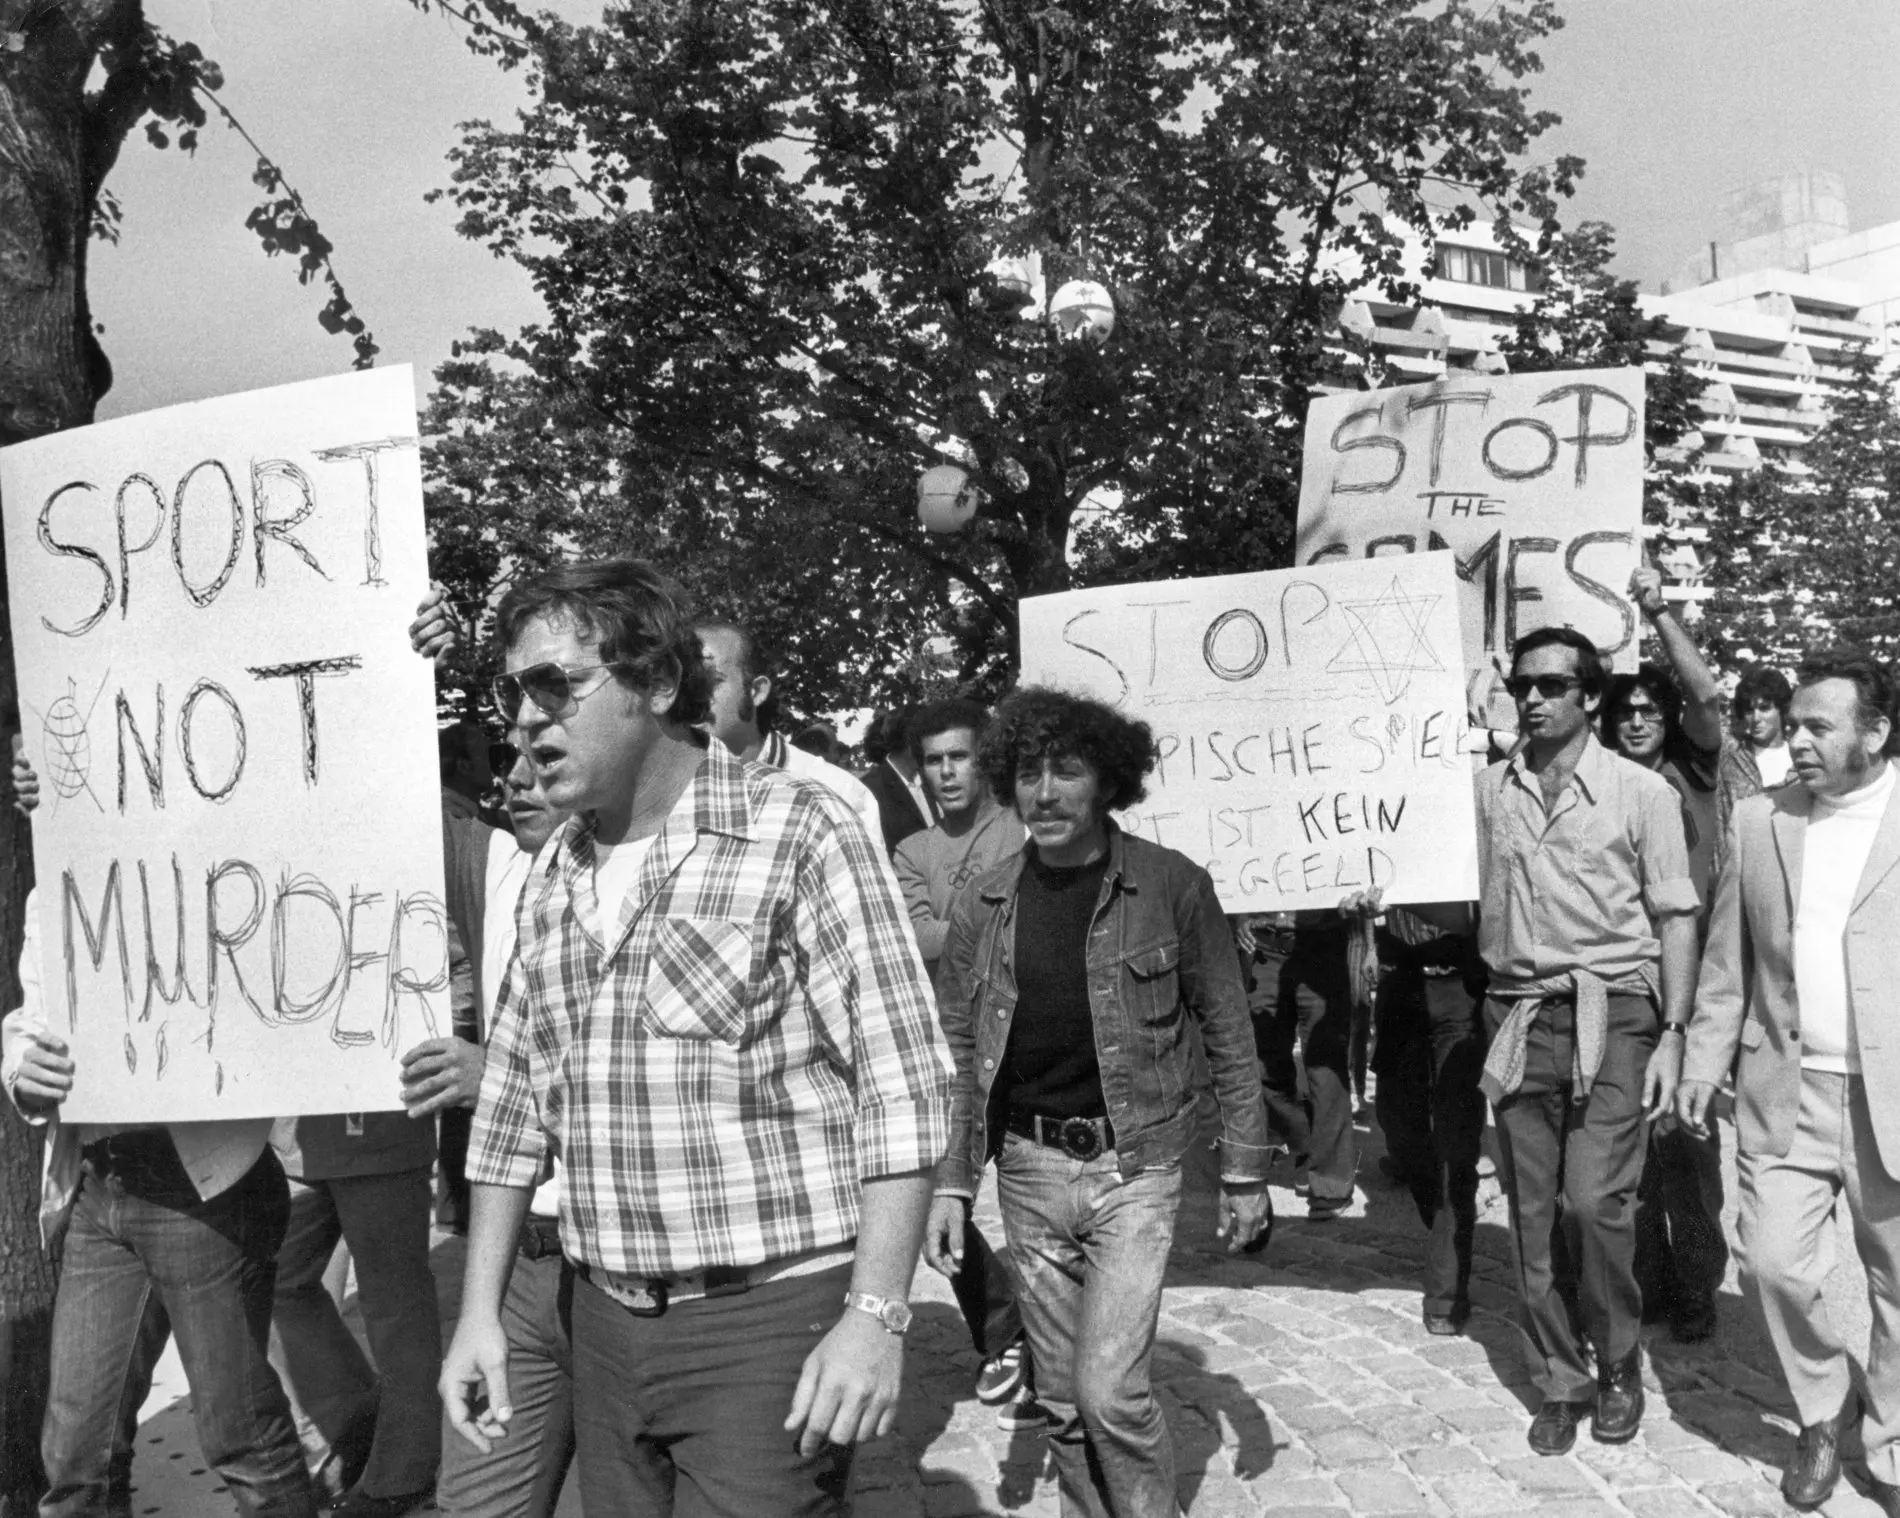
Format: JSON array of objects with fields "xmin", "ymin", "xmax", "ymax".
[{"xmin": 2, "ymin": 552, "xmax": 1898, "ymax": 1518}]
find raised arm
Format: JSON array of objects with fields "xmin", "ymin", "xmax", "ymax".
[{"xmin": 1630, "ymin": 563, "xmax": 1722, "ymax": 753}]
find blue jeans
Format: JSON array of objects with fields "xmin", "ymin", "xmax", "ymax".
[
  {"xmin": 42, "ymin": 1140, "xmax": 314, "ymax": 1518},
  {"xmin": 435, "ymin": 1252, "xmax": 574, "ymax": 1518},
  {"xmin": 995, "ymin": 1133, "xmax": 1182, "ymax": 1518}
]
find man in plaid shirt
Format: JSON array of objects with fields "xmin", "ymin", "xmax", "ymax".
[{"xmin": 438, "ymin": 559, "xmax": 953, "ymax": 1516}]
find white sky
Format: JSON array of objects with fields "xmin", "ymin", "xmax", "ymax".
[{"xmin": 87, "ymin": 0, "xmax": 1900, "ymax": 424}]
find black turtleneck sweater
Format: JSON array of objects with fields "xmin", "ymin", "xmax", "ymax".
[{"xmin": 995, "ymin": 848, "xmax": 1110, "ymax": 1120}]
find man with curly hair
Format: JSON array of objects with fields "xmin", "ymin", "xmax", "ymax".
[
  {"xmin": 925, "ymin": 685, "xmax": 1271, "ymax": 1518},
  {"xmin": 439, "ymin": 559, "xmax": 953, "ymax": 1518}
]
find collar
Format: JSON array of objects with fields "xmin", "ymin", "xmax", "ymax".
[
  {"xmin": 979, "ymin": 817, "xmax": 1127, "ymax": 902},
  {"xmin": 1507, "ymin": 730, "xmax": 1608, "ymax": 804},
  {"xmin": 554, "ymin": 737, "xmax": 748, "ymax": 875}
]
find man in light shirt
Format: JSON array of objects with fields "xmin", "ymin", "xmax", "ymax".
[{"xmin": 1682, "ymin": 649, "xmax": 1900, "ymax": 1513}]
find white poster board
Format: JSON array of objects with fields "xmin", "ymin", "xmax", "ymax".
[
  {"xmin": 1295, "ymin": 369, "xmax": 1645, "ymax": 695},
  {"xmin": 1, "ymin": 368, "xmax": 448, "ymax": 1122},
  {"xmin": 1019, "ymin": 554, "xmax": 1478, "ymax": 911}
]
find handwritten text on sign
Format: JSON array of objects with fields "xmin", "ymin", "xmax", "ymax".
[
  {"xmin": 1294, "ymin": 368, "xmax": 1645, "ymax": 676},
  {"xmin": 1019, "ymin": 554, "xmax": 1479, "ymax": 911},
  {"xmin": 1, "ymin": 368, "xmax": 448, "ymax": 1122}
]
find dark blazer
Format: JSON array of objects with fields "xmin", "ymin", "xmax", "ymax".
[{"xmin": 859, "ymin": 760, "xmax": 937, "ymax": 857}]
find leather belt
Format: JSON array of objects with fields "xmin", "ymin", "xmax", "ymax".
[
  {"xmin": 518, "ymin": 1215, "xmax": 562, "ymax": 1262},
  {"xmin": 577, "ymin": 1243, "xmax": 853, "ymax": 1318},
  {"xmin": 1006, "ymin": 1111, "xmax": 1114, "ymax": 1162},
  {"xmin": 80, "ymin": 1129, "xmax": 174, "ymax": 1172}
]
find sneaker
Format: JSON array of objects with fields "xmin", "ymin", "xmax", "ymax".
[
  {"xmin": 975, "ymin": 1341, "xmax": 1027, "ymax": 1405},
  {"xmin": 995, "ymin": 1390, "xmax": 1055, "ymax": 1431}
]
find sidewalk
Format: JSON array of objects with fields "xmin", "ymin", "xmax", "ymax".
[{"xmin": 125, "ymin": 1107, "xmax": 1883, "ymax": 1516}]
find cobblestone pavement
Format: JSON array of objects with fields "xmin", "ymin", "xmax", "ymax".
[
  {"xmin": 854, "ymin": 1111, "xmax": 1889, "ymax": 1518},
  {"xmin": 129, "ymin": 1105, "xmax": 1884, "ymax": 1517}
]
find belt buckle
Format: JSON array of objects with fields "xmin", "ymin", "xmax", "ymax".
[{"xmin": 1058, "ymin": 1117, "xmax": 1103, "ymax": 1162}]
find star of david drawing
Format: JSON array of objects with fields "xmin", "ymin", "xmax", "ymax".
[{"xmin": 1326, "ymin": 578, "xmax": 1445, "ymax": 704}]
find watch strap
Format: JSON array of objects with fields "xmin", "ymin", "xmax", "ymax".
[{"xmin": 1661, "ymin": 1021, "xmax": 1689, "ymax": 1038}]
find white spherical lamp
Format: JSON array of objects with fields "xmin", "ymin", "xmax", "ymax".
[
  {"xmin": 917, "ymin": 464, "xmax": 979, "ymax": 533},
  {"xmin": 1050, "ymin": 280, "xmax": 1115, "ymax": 344},
  {"xmin": 985, "ymin": 254, "xmax": 1035, "ymax": 309}
]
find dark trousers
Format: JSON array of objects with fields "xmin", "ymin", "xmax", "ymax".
[
  {"xmin": 570, "ymin": 1262, "xmax": 853, "ymax": 1517},
  {"xmin": 949, "ymin": 1216, "xmax": 1024, "ymax": 1361},
  {"xmin": 1487, "ymin": 993, "xmax": 1654, "ymax": 1400},
  {"xmin": 1255, "ymin": 928, "xmax": 1357, "ymax": 1202},
  {"xmin": 1633, "ymin": 1121, "xmax": 1728, "ymax": 1317},
  {"xmin": 42, "ymin": 1141, "xmax": 314, "ymax": 1518},
  {"xmin": 1373, "ymin": 956, "xmax": 1488, "ymax": 1316}
]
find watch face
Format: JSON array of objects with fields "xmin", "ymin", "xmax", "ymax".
[{"xmin": 882, "ymin": 1300, "xmax": 913, "ymax": 1334}]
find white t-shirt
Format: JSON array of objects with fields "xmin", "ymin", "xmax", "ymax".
[
  {"xmin": 591, "ymin": 833, "xmax": 658, "ymax": 943},
  {"xmin": 1794, "ymin": 763, "xmax": 1897, "ymax": 1073},
  {"xmin": 1755, "ymin": 741, "xmax": 1795, "ymax": 789}
]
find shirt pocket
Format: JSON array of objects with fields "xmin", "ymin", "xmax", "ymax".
[
  {"xmin": 1124, "ymin": 937, "xmax": 1183, "ymax": 1025},
  {"xmin": 640, "ymin": 917, "xmax": 756, "ymax": 1043}
]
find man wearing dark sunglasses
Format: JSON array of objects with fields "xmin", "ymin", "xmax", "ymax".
[
  {"xmin": 440, "ymin": 559, "xmax": 952, "ymax": 1518},
  {"xmin": 1469, "ymin": 625, "xmax": 1699, "ymax": 1456}
]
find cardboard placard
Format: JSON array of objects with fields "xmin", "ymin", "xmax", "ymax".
[
  {"xmin": 1295, "ymin": 369, "xmax": 1646, "ymax": 702},
  {"xmin": 1, "ymin": 368, "xmax": 448, "ymax": 1122},
  {"xmin": 1018, "ymin": 553, "xmax": 1478, "ymax": 911}
]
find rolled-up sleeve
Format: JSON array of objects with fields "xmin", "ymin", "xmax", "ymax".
[
  {"xmin": 1637, "ymin": 780, "xmax": 1700, "ymax": 919},
  {"xmin": 794, "ymin": 797, "xmax": 953, "ymax": 1183}
]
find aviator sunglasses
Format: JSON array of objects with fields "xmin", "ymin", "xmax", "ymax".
[{"xmin": 491, "ymin": 661, "xmax": 630, "ymax": 717}]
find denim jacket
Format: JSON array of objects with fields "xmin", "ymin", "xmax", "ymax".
[{"xmin": 933, "ymin": 824, "xmax": 1271, "ymax": 1194}]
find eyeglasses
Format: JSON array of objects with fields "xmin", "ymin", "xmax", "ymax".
[
  {"xmin": 1504, "ymin": 675, "xmax": 1584, "ymax": 703},
  {"xmin": 1615, "ymin": 706, "xmax": 1663, "ymax": 726},
  {"xmin": 491, "ymin": 662, "xmax": 628, "ymax": 718}
]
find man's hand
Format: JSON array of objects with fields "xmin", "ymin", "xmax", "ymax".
[
  {"xmin": 1337, "ymin": 887, "xmax": 1384, "ymax": 921},
  {"xmin": 1676, "ymin": 1077, "xmax": 1718, "ymax": 1138},
  {"xmin": 410, "ymin": 584, "xmax": 460, "ymax": 664},
  {"xmin": 1629, "ymin": 562, "xmax": 1668, "ymax": 622},
  {"xmin": 921, "ymin": 1195, "xmax": 967, "ymax": 1278},
  {"xmin": 785, "ymin": 1308, "xmax": 903, "ymax": 1456},
  {"xmin": 440, "ymin": 1312, "xmax": 513, "ymax": 1454},
  {"xmin": 1642, "ymin": 1035, "xmax": 1684, "ymax": 1123},
  {"xmin": 400, "ymin": 1037, "xmax": 486, "ymax": 1118},
  {"xmin": 11, "ymin": 1034, "xmax": 74, "ymax": 1116},
  {"xmin": 1217, "ymin": 1183, "xmax": 1271, "ymax": 1254},
  {"xmin": 11, "ymin": 754, "xmax": 39, "ymax": 819}
]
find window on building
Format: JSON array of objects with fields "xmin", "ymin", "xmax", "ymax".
[{"xmin": 1435, "ymin": 246, "xmax": 1537, "ymax": 292}]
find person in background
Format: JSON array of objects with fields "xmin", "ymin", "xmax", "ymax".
[
  {"xmin": 1716, "ymin": 665, "xmax": 1796, "ymax": 869},
  {"xmin": 422, "ymin": 753, "xmax": 577, "ymax": 1518},
  {"xmin": 1252, "ymin": 915, "xmax": 1359, "ymax": 1221},
  {"xmin": 1606, "ymin": 564, "xmax": 1728, "ymax": 1344},
  {"xmin": 927, "ymin": 686, "xmax": 1270, "ymax": 1518},
  {"xmin": 695, "ymin": 618, "xmax": 884, "ymax": 841},
  {"xmin": 891, "ymin": 698, "xmax": 1041, "ymax": 1429},
  {"xmin": 860, "ymin": 707, "xmax": 937, "ymax": 857},
  {"xmin": 1680, "ymin": 650, "xmax": 1900, "ymax": 1514}
]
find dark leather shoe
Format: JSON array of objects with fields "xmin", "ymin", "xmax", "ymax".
[
  {"xmin": 328, "ymin": 1487, "xmax": 435, "ymax": 1518},
  {"xmin": 1592, "ymin": 1346, "xmax": 1645, "ymax": 1443},
  {"xmin": 1527, "ymin": 1397, "xmax": 1592, "ymax": 1455},
  {"xmin": 1784, "ymin": 1404, "xmax": 1850, "ymax": 1510}
]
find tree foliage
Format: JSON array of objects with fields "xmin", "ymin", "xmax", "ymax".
[
  {"xmin": 425, "ymin": 0, "xmax": 1582, "ymax": 719},
  {"xmin": 1699, "ymin": 345, "xmax": 1900, "ymax": 667}
]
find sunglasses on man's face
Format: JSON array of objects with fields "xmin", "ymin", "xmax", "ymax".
[
  {"xmin": 491, "ymin": 661, "xmax": 627, "ymax": 718},
  {"xmin": 1504, "ymin": 674, "xmax": 1584, "ymax": 703}
]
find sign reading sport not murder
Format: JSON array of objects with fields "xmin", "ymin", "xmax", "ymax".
[
  {"xmin": 0, "ymin": 368, "xmax": 449, "ymax": 1123},
  {"xmin": 1019, "ymin": 553, "xmax": 1479, "ymax": 912},
  {"xmin": 1295, "ymin": 367, "xmax": 1646, "ymax": 690}
]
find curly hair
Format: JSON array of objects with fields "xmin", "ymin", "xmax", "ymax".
[
  {"xmin": 908, "ymin": 697, "xmax": 991, "ymax": 762},
  {"xmin": 1600, "ymin": 665, "xmax": 1683, "ymax": 751},
  {"xmin": 495, "ymin": 558, "xmax": 713, "ymax": 728},
  {"xmin": 1731, "ymin": 665, "xmax": 1793, "ymax": 730},
  {"xmin": 977, "ymin": 686, "xmax": 1158, "ymax": 813}
]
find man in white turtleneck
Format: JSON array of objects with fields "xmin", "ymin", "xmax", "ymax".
[{"xmin": 1681, "ymin": 650, "xmax": 1900, "ymax": 1514}]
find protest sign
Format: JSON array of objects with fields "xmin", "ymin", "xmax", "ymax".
[
  {"xmin": 1019, "ymin": 553, "xmax": 1478, "ymax": 911},
  {"xmin": 1, "ymin": 368, "xmax": 448, "ymax": 1122},
  {"xmin": 1295, "ymin": 368, "xmax": 1645, "ymax": 694}
]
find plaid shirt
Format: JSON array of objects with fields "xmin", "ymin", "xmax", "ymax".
[{"xmin": 467, "ymin": 739, "xmax": 953, "ymax": 1277}]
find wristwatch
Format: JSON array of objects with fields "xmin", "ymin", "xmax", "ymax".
[
  {"xmin": 1661, "ymin": 1021, "xmax": 1689, "ymax": 1039},
  {"xmin": 842, "ymin": 1290, "xmax": 913, "ymax": 1335}
]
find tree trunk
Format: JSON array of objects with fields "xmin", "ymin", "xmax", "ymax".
[{"xmin": 0, "ymin": 3, "xmax": 137, "ymax": 1505}]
